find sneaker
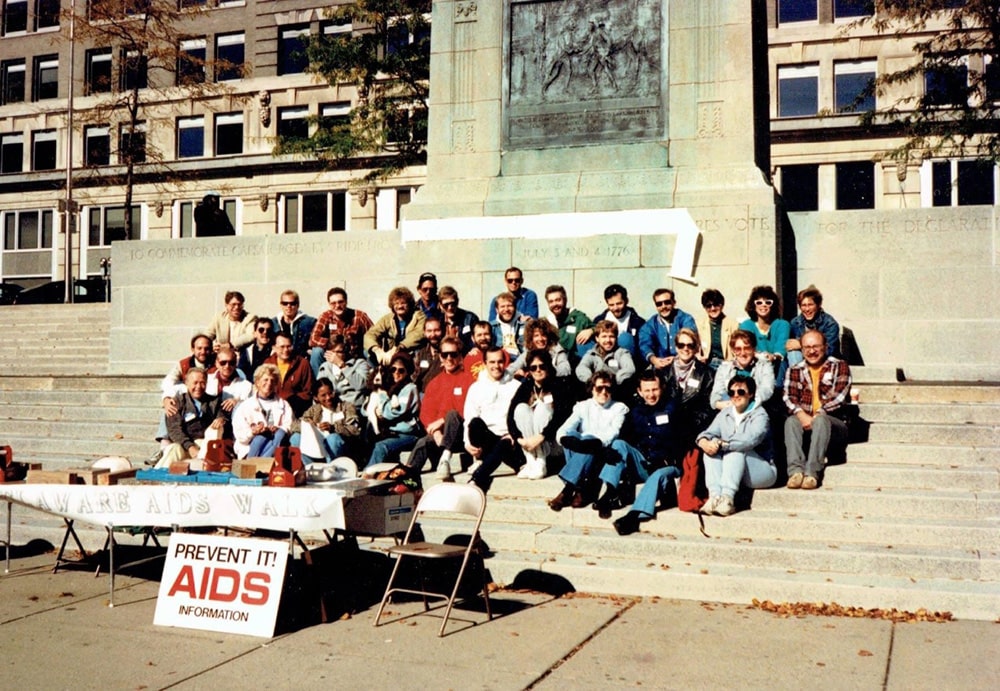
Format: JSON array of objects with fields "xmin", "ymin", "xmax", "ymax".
[
  {"xmin": 801, "ymin": 475, "xmax": 818, "ymax": 490},
  {"xmin": 466, "ymin": 460, "xmax": 482, "ymax": 476},
  {"xmin": 715, "ymin": 495, "xmax": 735, "ymax": 517},
  {"xmin": 786, "ymin": 472, "xmax": 804, "ymax": 489},
  {"xmin": 145, "ymin": 448, "xmax": 164, "ymax": 467},
  {"xmin": 520, "ymin": 458, "xmax": 546, "ymax": 480},
  {"xmin": 435, "ymin": 458, "xmax": 453, "ymax": 481},
  {"xmin": 517, "ymin": 464, "xmax": 532, "ymax": 478},
  {"xmin": 700, "ymin": 495, "xmax": 720, "ymax": 515}
]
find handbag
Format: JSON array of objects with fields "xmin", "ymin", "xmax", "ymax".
[{"xmin": 677, "ymin": 447, "xmax": 707, "ymax": 512}]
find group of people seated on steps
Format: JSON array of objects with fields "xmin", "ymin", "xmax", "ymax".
[{"xmin": 152, "ymin": 268, "xmax": 854, "ymax": 532}]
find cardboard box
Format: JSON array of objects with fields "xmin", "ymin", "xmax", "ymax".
[
  {"xmin": 26, "ymin": 469, "xmax": 83, "ymax": 484},
  {"xmin": 233, "ymin": 457, "xmax": 275, "ymax": 479},
  {"xmin": 96, "ymin": 468, "xmax": 139, "ymax": 485},
  {"xmin": 65, "ymin": 467, "xmax": 110, "ymax": 485},
  {"xmin": 343, "ymin": 492, "xmax": 415, "ymax": 536}
]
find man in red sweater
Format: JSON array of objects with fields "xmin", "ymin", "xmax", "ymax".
[
  {"xmin": 265, "ymin": 333, "xmax": 314, "ymax": 418},
  {"xmin": 405, "ymin": 336, "xmax": 475, "ymax": 481}
]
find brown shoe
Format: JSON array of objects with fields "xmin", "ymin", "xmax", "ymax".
[
  {"xmin": 786, "ymin": 472, "xmax": 804, "ymax": 489},
  {"xmin": 570, "ymin": 491, "xmax": 587, "ymax": 509},
  {"xmin": 548, "ymin": 487, "xmax": 571, "ymax": 512},
  {"xmin": 801, "ymin": 475, "xmax": 818, "ymax": 490}
]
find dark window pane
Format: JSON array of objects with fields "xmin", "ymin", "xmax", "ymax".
[
  {"xmin": 104, "ymin": 207, "xmax": 128, "ymax": 244},
  {"xmin": 301, "ymin": 194, "xmax": 327, "ymax": 232},
  {"xmin": 387, "ymin": 23, "xmax": 409, "ymax": 56},
  {"xmin": 779, "ymin": 74, "xmax": 817, "ymax": 117},
  {"xmin": 32, "ymin": 133, "xmax": 56, "ymax": 170},
  {"xmin": 4, "ymin": 214, "xmax": 14, "ymax": 249},
  {"xmin": 782, "ymin": 164, "xmax": 819, "ymax": 212},
  {"xmin": 2, "ymin": 60, "xmax": 25, "ymax": 104},
  {"xmin": 834, "ymin": 0, "xmax": 873, "ymax": 19},
  {"xmin": 41, "ymin": 210, "xmax": 52, "ymax": 247},
  {"xmin": 35, "ymin": 0, "xmax": 59, "ymax": 29},
  {"xmin": 17, "ymin": 212, "xmax": 37, "ymax": 249},
  {"xmin": 3, "ymin": 0, "xmax": 27, "ymax": 33},
  {"xmin": 120, "ymin": 127, "xmax": 145, "ymax": 163},
  {"xmin": 0, "ymin": 135, "xmax": 22, "ymax": 174},
  {"xmin": 88, "ymin": 208, "xmax": 101, "ymax": 246},
  {"xmin": 86, "ymin": 49, "xmax": 112, "ymax": 94},
  {"xmin": 121, "ymin": 51, "xmax": 148, "ymax": 90},
  {"xmin": 177, "ymin": 119, "xmax": 204, "ymax": 158},
  {"xmin": 178, "ymin": 41, "xmax": 205, "ymax": 85},
  {"xmin": 835, "ymin": 70, "xmax": 875, "ymax": 112},
  {"xmin": 215, "ymin": 118, "xmax": 242, "ymax": 155},
  {"xmin": 277, "ymin": 109, "xmax": 309, "ymax": 140},
  {"xmin": 986, "ymin": 61, "xmax": 1000, "ymax": 102},
  {"xmin": 956, "ymin": 160, "xmax": 994, "ymax": 205},
  {"xmin": 279, "ymin": 26, "xmax": 309, "ymax": 75},
  {"xmin": 924, "ymin": 64, "xmax": 968, "ymax": 107},
  {"xmin": 34, "ymin": 56, "xmax": 58, "ymax": 101},
  {"xmin": 85, "ymin": 128, "xmax": 110, "ymax": 166},
  {"xmin": 284, "ymin": 196, "xmax": 298, "ymax": 233},
  {"xmin": 778, "ymin": 0, "xmax": 817, "ymax": 23},
  {"xmin": 215, "ymin": 34, "xmax": 244, "ymax": 82},
  {"xmin": 332, "ymin": 192, "xmax": 346, "ymax": 231},
  {"xmin": 836, "ymin": 162, "xmax": 875, "ymax": 210},
  {"xmin": 932, "ymin": 161, "xmax": 951, "ymax": 207}
]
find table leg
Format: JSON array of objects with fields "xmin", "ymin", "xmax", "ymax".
[
  {"xmin": 4, "ymin": 500, "xmax": 10, "ymax": 574},
  {"xmin": 108, "ymin": 526, "xmax": 115, "ymax": 608}
]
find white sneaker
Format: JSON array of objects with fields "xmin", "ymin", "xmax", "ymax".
[
  {"xmin": 435, "ymin": 458, "xmax": 453, "ymax": 481},
  {"xmin": 517, "ymin": 464, "xmax": 532, "ymax": 478},
  {"xmin": 715, "ymin": 495, "xmax": 735, "ymax": 517},
  {"xmin": 700, "ymin": 495, "xmax": 720, "ymax": 515},
  {"xmin": 521, "ymin": 457, "xmax": 546, "ymax": 480},
  {"xmin": 466, "ymin": 460, "xmax": 482, "ymax": 476}
]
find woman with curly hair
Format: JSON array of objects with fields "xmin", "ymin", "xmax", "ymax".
[
  {"xmin": 739, "ymin": 285, "xmax": 791, "ymax": 371},
  {"xmin": 365, "ymin": 352, "xmax": 422, "ymax": 467},
  {"xmin": 363, "ymin": 286, "xmax": 427, "ymax": 365},
  {"xmin": 506, "ymin": 318, "xmax": 572, "ymax": 379}
]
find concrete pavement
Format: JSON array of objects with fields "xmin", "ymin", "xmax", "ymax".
[{"xmin": 1, "ymin": 549, "xmax": 998, "ymax": 690}]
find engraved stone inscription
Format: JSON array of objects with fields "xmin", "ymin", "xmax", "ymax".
[
  {"xmin": 455, "ymin": 1, "xmax": 478, "ymax": 21},
  {"xmin": 506, "ymin": 0, "xmax": 665, "ymax": 149},
  {"xmin": 697, "ymin": 101, "xmax": 723, "ymax": 139}
]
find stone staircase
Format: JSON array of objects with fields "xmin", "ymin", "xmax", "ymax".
[{"xmin": 1, "ymin": 305, "xmax": 997, "ymax": 620}]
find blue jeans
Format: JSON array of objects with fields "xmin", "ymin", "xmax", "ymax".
[
  {"xmin": 558, "ymin": 432, "xmax": 603, "ymax": 487},
  {"xmin": 289, "ymin": 431, "xmax": 347, "ymax": 463},
  {"xmin": 309, "ymin": 346, "xmax": 327, "ymax": 377},
  {"xmin": 631, "ymin": 466, "xmax": 682, "ymax": 517},
  {"xmin": 367, "ymin": 433, "xmax": 418, "ymax": 468},
  {"xmin": 704, "ymin": 450, "xmax": 776, "ymax": 499},
  {"xmin": 248, "ymin": 429, "xmax": 288, "ymax": 458},
  {"xmin": 599, "ymin": 440, "xmax": 652, "ymax": 487}
]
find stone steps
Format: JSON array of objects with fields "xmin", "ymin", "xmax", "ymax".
[{"xmin": 859, "ymin": 402, "xmax": 1000, "ymax": 425}]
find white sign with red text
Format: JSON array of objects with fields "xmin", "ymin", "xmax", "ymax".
[{"xmin": 154, "ymin": 532, "xmax": 289, "ymax": 637}]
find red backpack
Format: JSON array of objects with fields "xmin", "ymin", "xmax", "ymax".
[{"xmin": 677, "ymin": 447, "xmax": 707, "ymax": 512}]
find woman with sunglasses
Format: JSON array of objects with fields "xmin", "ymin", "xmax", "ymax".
[
  {"xmin": 366, "ymin": 352, "xmax": 422, "ymax": 467},
  {"xmin": 231, "ymin": 364, "xmax": 294, "ymax": 459},
  {"xmin": 695, "ymin": 374, "xmax": 776, "ymax": 516},
  {"xmin": 710, "ymin": 329, "xmax": 775, "ymax": 411},
  {"xmin": 661, "ymin": 327, "xmax": 714, "ymax": 449},
  {"xmin": 507, "ymin": 349, "xmax": 575, "ymax": 479},
  {"xmin": 506, "ymin": 319, "xmax": 572, "ymax": 380},
  {"xmin": 548, "ymin": 372, "xmax": 629, "ymax": 511},
  {"xmin": 739, "ymin": 285, "xmax": 790, "ymax": 372}
]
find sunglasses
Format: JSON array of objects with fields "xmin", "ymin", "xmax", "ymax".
[
  {"xmin": 440, "ymin": 351, "xmax": 461, "ymax": 359},
  {"xmin": 390, "ymin": 366, "xmax": 408, "ymax": 374},
  {"xmin": 676, "ymin": 342, "xmax": 696, "ymax": 350},
  {"xmin": 728, "ymin": 388, "xmax": 749, "ymax": 397},
  {"xmin": 755, "ymin": 299, "xmax": 774, "ymax": 307},
  {"xmin": 440, "ymin": 301, "xmax": 457, "ymax": 309},
  {"xmin": 655, "ymin": 299, "xmax": 674, "ymax": 307},
  {"xmin": 216, "ymin": 359, "xmax": 234, "ymax": 365},
  {"xmin": 704, "ymin": 302, "xmax": 721, "ymax": 309},
  {"xmin": 528, "ymin": 364, "xmax": 546, "ymax": 372},
  {"xmin": 593, "ymin": 385, "xmax": 612, "ymax": 393},
  {"xmin": 506, "ymin": 277, "xmax": 523, "ymax": 284},
  {"xmin": 256, "ymin": 327, "xmax": 272, "ymax": 333},
  {"xmin": 280, "ymin": 301, "xmax": 298, "ymax": 307}
]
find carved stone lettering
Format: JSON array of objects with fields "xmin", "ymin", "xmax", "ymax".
[
  {"xmin": 506, "ymin": 0, "xmax": 665, "ymax": 149},
  {"xmin": 697, "ymin": 101, "xmax": 723, "ymax": 139},
  {"xmin": 456, "ymin": 1, "xmax": 478, "ymax": 21}
]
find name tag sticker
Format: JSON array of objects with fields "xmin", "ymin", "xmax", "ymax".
[
  {"xmin": 686, "ymin": 377, "xmax": 700, "ymax": 388},
  {"xmin": 462, "ymin": 325, "xmax": 471, "ymax": 333},
  {"xmin": 822, "ymin": 372, "xmax": 833, "ymax": 384},
  {"xmin": 420, "ymin": 360, "xmax": 429, "ymax": 369},
  {"xmin": 655, "ymin": 414, "xmax": 670, "ymax": 425},
  {"xmin": 331, "ymin": 411, "xmax": 345, "ymax": 422},
  {"xmin": 609, "ymin": 360, "xmax": 619, "ymax": 368},
  {"xmin": 566, "ymin": 325, "xmax": 577, "ymax": 334},
  {"xmin": 453, "ymin": 387, "xmax": 463, "ymax": 396},
  {"xmin": 331, "ymin": 324, "xmax": 338, "ymax": 330},
  {"xmin": 543, "ymin": 394, "xmax": 553, "ymax": 404},
  {"xmin": 184, "ymin": 412, "xmax": 197, "ymax": 422}
]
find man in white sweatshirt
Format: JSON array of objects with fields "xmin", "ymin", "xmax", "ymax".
[{"xmin": 464, "ymin": 346, "xmax": 521, "ymax": 492}]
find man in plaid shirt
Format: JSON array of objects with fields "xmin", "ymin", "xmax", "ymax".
[
  {"xmin": 782, "ymin": 329, "xmax": 852, "ymax": 490},
  {"xmin": 309, "ymin": 287, "xmax": 374, "ymax": 374}
]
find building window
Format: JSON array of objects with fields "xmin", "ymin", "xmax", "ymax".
[
  {"xmin": 833, "ymin": 0, "xmax": 873, "ymax": 20},
  {"xmin": 177, "ymin": 37, "xmax": 205, "ymax": 85},
  {"xmin": 320, "ymin": 101, "xmax": 351, "ymax": 128},
  {"xmin": 386, "ymin": 15, "xmax": 429, "ymax": 57},
  {"xmin": 2, "ymin": 0, "xmax": 26, "ymax": 34},
  {"xmin": 778, "ymin": 64, "xmax": 818, "ymax": 117},
  {"xmin": 85, "ymin": 125, "xmax": 110, "ymax": 166},
  {"xmin": 1, "ymin": 59, "xmax": 25, "ymax": 104},
  {"xmin": 781, "ymin": 164, "xmax": 819, "ymax": 212},
  {"xmin": 834, "ymin": 60, "xmax": 876, "ymax": 113},
  {"xmin": 278, "ymin": 25, "xmax": 309, "ymax": 75},
  {"xmin": 281, "ymin": 192, "xmax": 348, "ymax": 233},
  {"xmin": 929, "ymin": 160, "xmax": 996, "ymax": 207},
  {"xmin": 85, "ymin": 48, "xmax": 112, "ymax": 94},
  {"xmin": 121, "ymin": 48, "xmax": 148, "ymax": 91},
  {"xmin": 119, "ymin": 122, "xmax": 146, "ymax": 164},
  {"xmin": 835, "ymin": 162, "xmax": 875, "ymax": 209},
  {"xmin": 277, "ymin": 106, "xmax": 309, "ymax": 140},
  {"xmin": 924, "ymin": 62, "xmax": 968, "ymax": 107},
  {"xmin": 215, "ymin": 32, "xmax": 244, "ymax": 82},
  {"xmin": 31, "ymin": 129, "xmax": 56, "ymax": 170},
  {"xmin": 0, "ymin": 133, "xmax": 23, "ymax": 174},
  {"xmin": 985, "ymin": 55, "xmax": 1000, "ymax": 102},
  {"xmin": 176, "ymin": 197, "xmax": 236, "ymax": 238},
  {"xmin": 177, "ymin": 116, "xmax": 204, "ymax": 158},
  {"xmin": 88, "ymin": 206, "xmax": 134, "ymax": 246},
  {"xmin": 34, "ymin": 0, "xmax": 58, "ymax": 29},
  {"xmin": 321, "ymin": 16, "xmax": 352, "ymax": 37},
  {"xmin": 32, "ymin": 55, "xmax": 57, "ymax": 101},
  {"xmin": 777, "ymin": 0, "xmax": 816, "ymax": 24},
  {"xmin": 179, "ymin": 0, "xmax": 206, "ymax": 8},
  {"xmin": 3, "ymin": 209, "xmax": 53, "ymax": 250},
  {"xmin": 214, "ymin": 112, "xmax": 243, "ymax": 155}
]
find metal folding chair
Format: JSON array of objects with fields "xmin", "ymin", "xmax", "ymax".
[{"xmin": 373, "ymin": 483, "xmax": 492, "ymax": 636}]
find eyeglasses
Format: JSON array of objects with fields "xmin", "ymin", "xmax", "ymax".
[
  {"xmin": 704, "ymin": 302, "xmax": 721, "ymax": 309},
  {"xmin": 256, "ymin": 327, "xmax": 272, "ymax": 334},
  {"xmin": 418, "ymin": 285, "xmax": 434, "ymax": 292},
  {"xmin": 676, "ymin": 342, "xmax": 696, "ymax": 350},
  {"xmin": 440, "ymin": 301, "xmax": 457, "ymax": 309},
  {"xmin": 728, "ymin": 388, "xmax": 749, "ymax": 397},
  {"xmin": 440, "ymin": 351, "xmax": 460, "ymax": 359},
  {"xmin": 528, "ymin": 364, "xmax": 546, "ymax": 372},
  {"xmin": 280, "ymin": 301, "xmax": 298, "ymax": 307},
  {"xmin": 754, "ymin": 299, "xmax": 774, "ymax": 307},
  {"xmin": 655, "ymin": 299, "xmax": 674, "ymax": 307},
  {"xmin": 216, "ymin": 359, "xmax": 234, "ymax": 365},
  {"xmin": 506, "ymin": 277, "xmax": 523, "ymax": 284},
  {"xmin": 593, "ymin": 385, "xmax": 612, "ymax": 393},
  {"xmin": 390, "ymin": 366, "xmax": 408, "ymax": 374}
]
